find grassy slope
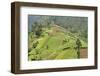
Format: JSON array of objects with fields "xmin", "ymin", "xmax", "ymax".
[{"xmin": 28, "ymin": 25, "xmax": 87, "ymax": 60}]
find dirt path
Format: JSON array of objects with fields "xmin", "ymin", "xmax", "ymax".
[{"xmin": 80, "ymin": 48, "xmax": 88, "ymax": 58}]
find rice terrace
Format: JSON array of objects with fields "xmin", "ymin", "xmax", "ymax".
[{"xmin": 28, "ymin": 15, "xmax": 88, "ymax": 61}]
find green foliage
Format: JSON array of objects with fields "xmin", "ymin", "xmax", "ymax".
[{"xmin": 28, "ymin": 16, "xmax": 88, "ymax": 61}]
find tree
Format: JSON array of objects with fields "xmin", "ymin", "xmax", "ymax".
[
  {"xmin": 35, "ymin": 25, "xmax": 42, "ymax": 38},
  {"xmin": 76, "ymin": 38, "xmax": 82, "ymax": 58},
  {"xmin": 32, "ymin": 22, "xmax": 38, "ymax": 32},
  {"xmin": 32, "ymin": 21, "xmax": 43, "ymax": 38}
]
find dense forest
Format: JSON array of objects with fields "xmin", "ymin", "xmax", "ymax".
[{"xmin": 28, "ymin": 15, "xmax": 88, "ymax": 61}]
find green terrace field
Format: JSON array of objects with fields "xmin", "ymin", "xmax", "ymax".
[{"xmin": 28, "ymin": 25, "xmax": 87, "ymax": 61}]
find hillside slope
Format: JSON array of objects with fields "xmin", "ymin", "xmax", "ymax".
[{"xmin": 28, "ymin": 25, "xmax": 87, "ymax": 61}]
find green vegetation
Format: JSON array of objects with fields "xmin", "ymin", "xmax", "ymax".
[{"xmin": 28, "ymin": 15, "xmax": 88, "ymax": 61}]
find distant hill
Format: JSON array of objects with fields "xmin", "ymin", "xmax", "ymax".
[{"xmin": 28, "ymin": 15, "xmax": 88, "ymax": 42}]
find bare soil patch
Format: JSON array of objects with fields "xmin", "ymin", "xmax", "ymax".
[{"xmin": 80, "ymin": 48, "xmax": 88, "ymax": 58}]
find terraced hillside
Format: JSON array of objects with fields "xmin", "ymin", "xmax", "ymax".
[{"xmin": 28, "ymin": 24, "xmax": 87, "ymax": 61}]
